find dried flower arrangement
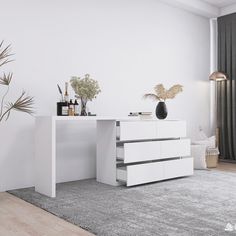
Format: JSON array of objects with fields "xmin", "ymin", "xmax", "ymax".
[
  {"xmin": 70, "ymin": 74, "xmax": 101, "ymax": 115},
  {"xmin": 0, "ymin": 41, "xmax": 34, "ymax": 122},
  {"xmin": 70, "ymin": 74, "xmax": 101, "ymax": 101},
  {"xmin": 144, "ymin": 84, "xmax": 183, "ymax": 102}
]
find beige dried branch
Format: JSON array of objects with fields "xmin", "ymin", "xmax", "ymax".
[
  {"xmin": 154, "ymin": 84, "xmax": 167, "ymax": 100},
  {"xmin": 143, "ymin": 93, "xmax": 160, "ymax": 101},
  {"xmin": 166, "ymin": 85, "xmax": 183, "ymax": 99},
  {"xmin": 144, "ymin": 83, "xmax": 183, "ymax": 102}
]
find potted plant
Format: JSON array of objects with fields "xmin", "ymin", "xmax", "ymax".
[
  {"xmin": 70, "ymin": 74, "xmax": 101, "ymax": 116},
  {"xmin": 0, "ymin": 41, "xmax": 34, "ymax": 122},
  {"xmin": 144, "ymin": 84, "xmax": 183, "ymax": 119}
]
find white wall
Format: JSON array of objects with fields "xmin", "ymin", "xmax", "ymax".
[{"xmin": 0, "ymin": 0, "xmax": 210, "ymax": 191}]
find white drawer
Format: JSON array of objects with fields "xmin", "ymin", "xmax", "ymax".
[
  {"xmin": 164, "ymin": 158, "xmax": 193, "ymax": 179},
  {"xmin": 161, "ymin": 139, "xmax": 190, "ymax": 158},
  {"xmin": 117, "ymin": 120, "xmax": 186, "ymax": 141},
  {"xmin": 117, "ymin": 162, "xmax": 164, "ymax": 186},
  {"xmin": 117, "ymin": 141, "xmax": 161, "ymax": 163},
  {"xmin": 116, "ymin": 139, "xmax": 190, "ymax": 163},
  {"xmin": 117, "ymin": 157, "xmax": 193, "ymax": 186},
  {"xmin": 117, "ymin": 121, "xmax": 157, "ymax": 141},
  {"xmin": 156, "ymin": 120, "xmax": 186, "ymax": 138}
]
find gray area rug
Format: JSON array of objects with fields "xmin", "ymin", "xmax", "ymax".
[{"xmin": 9, "ymin": 170, "xmax": 236, "ymax": 236}]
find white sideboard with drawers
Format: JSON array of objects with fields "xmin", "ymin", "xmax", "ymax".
[
  {"xmin": 35, "ymin": 116, "xmax": 193, "ymax": 197},
  {"xmin": 97, "ymin": 119, "xmax": 193, "ymax": 186}
]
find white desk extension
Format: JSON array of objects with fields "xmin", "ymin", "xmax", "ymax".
[
  {"xmin": 35, "ymin": 116, "xmax": 193, "ymax": 197},
  {"xmin": 35, "ymin": 116, "xmax": 138, "ymax": 197}
]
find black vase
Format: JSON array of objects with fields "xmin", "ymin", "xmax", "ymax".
[{"xmin": 156, "ymin": 102, "xmax": 168, "ymax": 119}]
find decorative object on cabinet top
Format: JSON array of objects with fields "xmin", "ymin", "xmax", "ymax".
[
  {"xmin": 56, "ymin": 83, "xmax": 79, "ymax": 117},
  {"xmin": 129, "ymin": 111, "xmax": 153, "ymax": 120},
  {"xmin": 0, "ymin": 41, "xmax": 34, "ymax": 122},
  {"xmin": 70, "ymin": 74, "xmax": 101, "ymax": 116},
  {"xmin": 144, "ymin": 84, "xmax": 183, "ymax": 120}
]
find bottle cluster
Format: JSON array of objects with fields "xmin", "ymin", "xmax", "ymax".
[
  {"xmin": 57, "ymin": 82, "xmax": 80, "ymax": 116},
  {"xmin": 58, "ymin": 99, "xmax": 79, "ymax": 116}
]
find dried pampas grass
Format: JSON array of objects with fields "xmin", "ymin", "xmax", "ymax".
[{"xmin": 144, "ymin": 84, "xmax": 183, "ymax": 102}]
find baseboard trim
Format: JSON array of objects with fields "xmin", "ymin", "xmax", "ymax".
[{"xmin": 219, "ymin": 159, "xmax": 236, "ymax": 164}]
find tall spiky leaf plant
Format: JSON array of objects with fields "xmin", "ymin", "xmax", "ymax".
[{"xmin": 0, "ymin": 41, "xmax": 34, "ymax": 122}]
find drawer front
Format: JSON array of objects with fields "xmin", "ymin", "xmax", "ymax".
[
  {"xmin": 117, "ymin": 158, "xmax": 193, "ymax": 186},
  {"xmin": 117, "ymin": 141, "xmax": 161, "ymax": 163},
  {"xmin": 117, "ymin": 162, "xmax": 164, "ymax": 186},
  {"xmin": 161, "ymin": 139, "xmax": 190, "ymax": 158},
  {"xmin": 118, "ymin": 121, "xmax": 157, "ymax": 140},
  {"xmin": 156, "ymin": 120, "xmax": 186, "ymax": 138},
  {"xmin": 117, "ymin": 139, "xmax": 190, "ymax": 163},
  {"xmin": 164, "ymin": 158, "xmax": 193, "ymax": 179},
  {"xmin": 117, "ymin": 120, "xmax": 186, "ymax": 141}
]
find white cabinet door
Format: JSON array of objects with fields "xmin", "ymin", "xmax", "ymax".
[
  {"xmin": 117, "ymin": 162, "xmax": 164, "ymax": 186},
  {"xmin": 161, "ymin": 139, "xmax": 190, "ymax": 158},
  {"xmin": 118, "ymin": 121, "xmax": 157, "ymax": 140},
  {"xmin": 117, "ymin": 141, "xmax": 161, "ymax": 163},
  {"xmin": 156, "ymin": 120, "xmax": 186, "ymax": 138},
  {"xmin": 164, "ymin": 158, "xmax": 193, "ymax": 179}
]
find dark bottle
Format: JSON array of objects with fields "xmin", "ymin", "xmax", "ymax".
[
  {"xmin": 57, "ymin": 102, "xmax": 62, "ymax": 116},
  {"xmin": 74, "ymin": 99, "xmax": 79, "ymax": 116},
  {"xmin": 61, "ymin": 101, "xmax": 69, "ymax": 116}
]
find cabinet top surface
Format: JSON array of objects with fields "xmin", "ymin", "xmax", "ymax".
[{"xmin": 35, "ymin": 116, "xmax": 185, "ymax": 122}]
